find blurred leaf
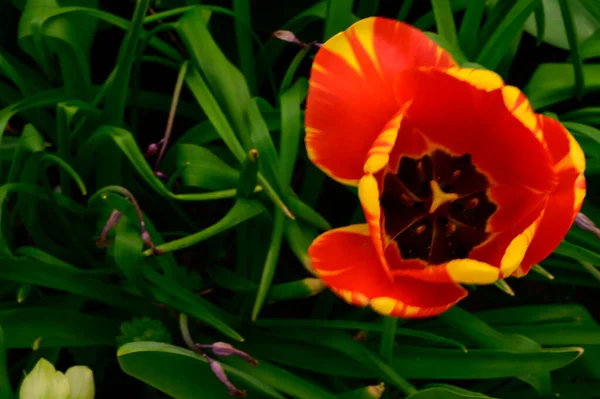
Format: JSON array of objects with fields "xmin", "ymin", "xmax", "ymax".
[
  {"xmin": 324, "ymin": 0, "xmax": 355, "ymax": 40},
  {"xmin": 223, "ymin": 356, "xmax": 336, "ymax": 399},
  {"xmin": 102, "ymin": 0, "xmax": 148, "ymax": 124},
  {"xmin": 178, "ymin": 7, "xmax": 253, "ymax": 153},
  {"xmin": 165, "ymin": 144, "xmax": 240, "ymax": 190},
  {"xmin": 432, "ymin": 0, "xmax": 459, "ymax": 48},
  {"xmin": 558, "ymin": 0, "xmax": 585, "ymax": 99},
  {"xmin": 0, "ymin": 326, "xmax": 12, "ymax": 399},
  {"xmin": 0, "ymin": 256, "xmax": 155, "ymax": 314},
  {"xmin": 82, "ymin": 126, "xmax": 241, "ymax": 201},
  {"xmin": 233, "ymin": 0, "xmax": 257, "ymax": 95},
  {"xmin": 236, "ymin": 150, "xmax": 260, "ymax": 198},
  {"xmin": 118, "ymin": 342, "xmax": 285, "ymax": 399},
  {"xmin": 149, "ymin": 199, "xmax": 266, "ymax": 255},
  {"xmin": 476, "ymin": 0, "xmax": 541, "ymax": 70},
  {"xmin": 252, "ymin": 209, "xmax": 286, "ymax": 320},
  {"xmin": 524, "ymin": 63, "xmax": 600, "ymax": 109},
  {"xmin": 0, "ymin": 308, "xmax": 119, "ymax": 348},
  {"xmin": 243, "ymin": 331, "xmax": 583, "ymax": 379},
  {"xmin": 407, "ymin": 386, "xmax": 494, "ymax": 398},
  {"xmin": 116, "ymin": 317, "xmax": 172, "ymax": 347},
  {"xmin": 280, "ymin": 78, "xmax": 308, "ymax": 187},
  {"xmin": 524, "ymin": 0, "xmax": 600, "ymax": 49},
  {"xmin": 18, "ymin": 0, "xmax": 98, "ymax": 98},
  {"xmin": 458, "ymin": 0, "xmax": 487, "ymax": 59}
]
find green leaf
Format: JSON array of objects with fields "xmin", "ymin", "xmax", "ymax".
[
  {"xmin": 476, "ymin": 0, "xmax": 541, "ymax": 70},
  {"xmin": 117, "ymin": 342, "xmax": 285, "ymax": 399},
  {"xmin": 458, "ymin": 0, "xmax": 488, "ymax": 59},
  {"xmin": 165, "ymin": 144, "xmax": 240, "ymax": 190},
  {"xmin": 178, "ymin": 7, "xmax": 253, "ymax": 153},
  {"xmin": 244, "ymin": 332, "xmax": 583, "ymax": 379},
  {"xmin": 81, "ymin": 126, "xmax": 242, "ymax": 201},
  {"xmin": 280, "ymin": 78, "xmax": 308, "ymax": 186},
  {"xmin": 223, "ymin": 356, "xmax": 337, "ymax": 399},
  {"xmin": 524, "ymin": 63, "xmax": 600, "ymax": 109},
  {"xmin": 0, "ymin": 308, "xmax": 120, "ymax": 348},
  {"xmin": 18, "ymin": 0, "xmax": 98, "ymax": 99},
  {"xmin": 407, "ymin": 386, "xmax": 494, "ymax": 398},
  {"xmin": 324, "ymin": 0, "xmax": 355, "ymax": 40},
  {"xmin": 102, "ymin": 0, "xmax": 148, "ymax": 124},
  {"xmin": 146, "ymin": 199, "xmax": 266, "ymax": 255},
  {"xmin": 233, "ymin": 0, "xmax": 257, "ymax": 95},
  {"xmin": 236, "ymin": 150, "xmax": 260, "ymax": 199},
  {"xmin": 558, "ymin": 0, "xmax": 585, "ymax": 99},
  {"xmin": 247, "ymin": 98, "xmax": 283, "ymax": 191},
  {"xmin": 523, "ymin": 0, "xmax": 600, "ymax": 49},
  {"xmin": 0, "ymin": 256, "xmax": 155, "ymax": 314},
  {"xmin": 432, "ymin": 0, "xmax": 459, "ymax": 48},
  {"xmin": 534, "ymin": 2, "xmax": 546, "ymax": 45},
  {"xmin": 252, "ymin": 209, "xmax": 286, "ymax": 320},
  {"xmin": 0, "ymin": 326, "xmax": 13, "ymax": 399}
]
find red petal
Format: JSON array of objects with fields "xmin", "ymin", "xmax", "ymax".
[
  {"xmin": 517, "ymin": 116, "xmax": 586, "ymax": 275},
  {"xmin": 305, "ymin": 17, "xmax": 456, "ymax": 185},
  {"xmin": 309, "ymin": 224, "xmax": 467, "ymax": 318},
  {"xmin": 393, "ymin": 68, "xmax": 557, "ymax": 194}
]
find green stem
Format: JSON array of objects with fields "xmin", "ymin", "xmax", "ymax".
[{"xmin": 379, "ymin": 317, "xmax": 397, "ymax": 364}]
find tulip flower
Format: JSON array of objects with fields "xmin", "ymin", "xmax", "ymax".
[{"xmin": 306, "ymin": 17, "xmax": 586, "ymax": 318}]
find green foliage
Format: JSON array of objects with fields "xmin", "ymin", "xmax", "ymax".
[
  {"xmin": 0, "ymin": 0, "xmax": 599, "ymax": 398},
  {"xmin": 116, "ymin": 317, "xmax": 172, "ymax": 347}
]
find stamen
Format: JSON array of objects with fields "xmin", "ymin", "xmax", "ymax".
[
  {"xmin": 415, "ymin": 224, "xmax": 426, "ymax": 235},
  {"xmin": 400, "ymin": 193, "xmax": 414, "ymax": 205},
  {"xmin": 417, "ymin": 161, "xmax": 425, "ymax": 182},
  {"xmin": 449, "ymin": 170, "xmax": 461, "ymax": 183},
  {"xmin": 466, "ymin": 197, "xmax": 479, "ymax": 209},
  {"xmin": 446, "ymin": 223, "xmax": 457, "ymax": 234}
]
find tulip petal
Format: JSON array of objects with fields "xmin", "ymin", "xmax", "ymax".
[
  {"xmin": 305, "ymin": 17, "xmax": 456, "ymax": 185},
  {"xmin": 516, "ymin": 116, "xmax": 586, "ymax": 276},
  {"xmin": 309, "ymin": 224, "xmax": 467, "ymax": 318},
  {"xmin": 393, "ymin": 68, "xmax": 557, "ymax": 194}
]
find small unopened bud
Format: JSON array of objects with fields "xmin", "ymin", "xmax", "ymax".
[
  {"xmin": 155, "ymin": 171, "xmax": 169, "ymax": 180},
  {"xmin": 197, "ymin": 342, "xmax": 258, "ymax": 367},
  {"xmin": 144, "ymin": 139, "xmax": 164, "ymax": 158},
  {"xmin": 575, "ymin": 212, "xmax": 600, "ymax": 239},
  {"xmin": 205, "ymin": 355, "xmax": 246, "ymax": 397},
  {"xmin": 367, "ymin": 383, "xmax": 386, "ymax": 398},
  {"xmin": 273, "ymin": 30, "xmax": 302, "ymax": 45}
]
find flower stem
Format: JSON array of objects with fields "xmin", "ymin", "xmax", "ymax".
[{"xmin": 379, "ymin": 317, "xmax": 397, "ymax": 364}]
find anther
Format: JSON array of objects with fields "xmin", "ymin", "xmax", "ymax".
[
  {"xmin": 446, "ymin": 223, "xmax": 457, "ymax": 234},
  {"xmin": 449, "ymin": 170, "xmax": 461, "ymax": 183},
  {"xmin": 417, "ymin": 161, "xmax": 425, "ymax": 182},
  {"xmin": 400, "ymin": 193, "xmax": 414, "ymax": 205},
  {"xmin": 466, "ymin": 197, "xmax": 479, "ymax": 209},
  {"xmin": 415, "ymin": 224, "xmax": 426, "ymax": 235}
]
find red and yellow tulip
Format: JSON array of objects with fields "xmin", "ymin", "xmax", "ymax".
[{"xmin": 305, "ymin": 17, "xmax": 586, "ymax": 318}]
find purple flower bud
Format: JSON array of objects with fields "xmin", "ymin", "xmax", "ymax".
[
  {"xmin": 144, "ymin": 143, "xmax": 159, "ymax": 157},
  {"xmin": 205, "ymin": 355, "xmax": 246, "ymax": 397},
  {"xmin": 272, "ymin": 30, "xmax": 302, "ymax": 45},
  {"xmin": 198, "ymin": 343, "xmax": 258, "ymax": 367},
  {"xmin": 575, "ymin": 212, "xmax": 600, "ymax": 239},
  {"xmin": 155, "ymin": 171, "xmax": 169, "ymax": 180},
  {"xmin": 144, "ymin": 139, "xmax": 165, "ymax": 158}
]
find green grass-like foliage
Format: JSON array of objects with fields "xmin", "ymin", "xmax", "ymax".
[{"xmin": 1, "ymin": 0, "xmax": 600, "ymax": 398}]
